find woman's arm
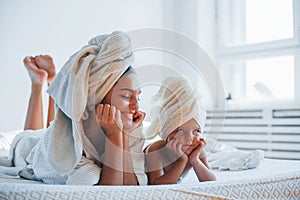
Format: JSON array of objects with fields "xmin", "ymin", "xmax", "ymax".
[
  {"xmin": 99, "ymin": 134, "xmax": 124, "ymax": 185},
  {"xmin": 122, "ymin": 111, "xmax": 145, "ymax": 185},
  {"xmin": 122, "ymin": 134, "xmax": 138, "ymax": 185},
  {"xmin": 96, "ymin": 104, "xmax": 125, "ymax": 185}
]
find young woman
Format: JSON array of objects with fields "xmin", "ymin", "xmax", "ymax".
[
  {"xmin": 0, "ymin": 31, "xmax": 147, "ymax": 185},
  {"xmin": 144, "ymin": 76, "xmax": 216, "ymax": 184}
]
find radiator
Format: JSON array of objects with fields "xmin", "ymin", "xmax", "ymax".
[{"xmin": 205, "ymin": 108, "xmax": 300, "ymax": 160}]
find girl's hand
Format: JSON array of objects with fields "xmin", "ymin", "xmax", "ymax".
[
  {"xmin": 166, "ymin": 137, "xmax": 188, "ymax": 162},
  {"xmin": 189, "ymin": 138, "xmax": 206, "ymax": 164},
  {"xmin": 96, "ymin": 104, "xmax": 123, "ymax": 138}
]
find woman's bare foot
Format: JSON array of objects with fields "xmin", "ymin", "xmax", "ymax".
[
  {"xmin": 35, "ymin": 55, "xmax": 56, "ymax": 85},
  {"xmin": 23, "ymin": 56, "xmax": 48, "ymax": 85}
]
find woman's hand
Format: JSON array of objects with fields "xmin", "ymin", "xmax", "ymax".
[
  {"xmin": 189, "ymin": 138, "xmax": 206, "ymax": 164},
  {"xmin": 96, "ymin": 104, "xmax": 123, "ymax": 138},
  {"xmin": 166, "ymin": 137, "xmax": 188, "ymax": 162},
  {"xmin": 125, "ymin": 111, "xmax": 146, "ymax": 133}
]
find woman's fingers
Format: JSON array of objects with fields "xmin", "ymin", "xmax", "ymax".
[
  {"xmin": 133, "ymin": 111, "xmax": 146, "ymax": 123},
  {"xmin": 96, "ymin": 104, "xmax": 104, "ymax": 122},
  {"xmin": 109, "ymin": 105, "xmax": 116, "ymax": 122},
  {"xmin": 96, "ymin": 104, "xmax": 122, "ymax": 128},
  {"xmin": 103, "ymin": 104, "xmax": 110, "ymax": 122},
  {"xmin": 115, "ymin": 109, "xmax": 123, "ymax": 130}
]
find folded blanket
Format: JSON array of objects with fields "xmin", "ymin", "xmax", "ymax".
[{"xmin": 206, "ymin": 138, "xmax": 264, "ymax": 171}]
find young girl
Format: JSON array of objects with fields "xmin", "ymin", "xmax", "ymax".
[
  {"xmin": 144, "ymin": 76, "xmax": 216, "ymax": 184},
  {"xmin": 0, "ymin": 31, "xmax": 147, "ymax": 185}
]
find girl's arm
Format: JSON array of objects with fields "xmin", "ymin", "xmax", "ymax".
[
  {"xmin": 145, "ymin": 140, "xmax": 188, "ymax": 185},
  {"xmin": 189, "ymin": 139, "xmax": 216, "ymax": 181},
  {"xmin": 190, "ymin": 156, "xmax": 216, "ymax": 182}
]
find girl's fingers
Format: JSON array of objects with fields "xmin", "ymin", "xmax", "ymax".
[
  {"xmin": 171, "ymin": 138, "xmax": 178, "ymax": 150},
  {"xmin": 176, "ymin": 143, "xmax": 183, "ymax": 154},
  {"xmin": 202, "ymin": 138, "xmax": 207, "ymax": 146},
  {"xmin": 166, "ymin": 138, "xmax": 176, "ymax": 151},
  {"xmin": 199, "ymin": 138, "xmax": 206, "ymax": 148}
]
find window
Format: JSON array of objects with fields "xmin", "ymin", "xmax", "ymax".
[
  {"xmin": 245, "ymin": 0, "xmax": 293, "ymax": 44},
  {"xmin": 216, "ymin": 0, "xmax": 300, "ymax": 107},
  {"xmin": 246, "ymin": 56, "xmax": 294, "ymax": 99}
]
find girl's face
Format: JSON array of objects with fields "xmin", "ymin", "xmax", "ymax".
[
  {"xmin": 167, "ymin": 118, "xmax": 202, "ymax": 155},
  {"xmin": 102, "ymin": 72, "xmax": 141, "ymax": 130}
]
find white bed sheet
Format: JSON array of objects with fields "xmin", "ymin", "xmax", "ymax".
[
  {"xmin": 1, "ymin": 158, "xmax": 298, "ymax": 184},
  {"xmin": 0, "ymin": 158, "xmax": 299, "ymax": 200},
  {"xmin": 1, "ymin": 130, "xmax": 299, "ymax": 199},
  {"xmin": 175, "ymin": 158, "xmax": 300, "ymax": 184}
]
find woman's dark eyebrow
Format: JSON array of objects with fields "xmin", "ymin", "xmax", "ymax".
[
  {"xmin": 120, "ymin": 88, "xmax": 133, "ymax": 92},
  {"xmin": 120, "ymin": 88, "xmax": 141, "ymax": 93}
]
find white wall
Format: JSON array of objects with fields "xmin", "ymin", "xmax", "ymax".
[
  {"xmin": 161, "ymin": 0, "xmax": 218, "ymax": 108},
  {"xmin": 0, "ymin": 0, "xmax": 216, "ymax": 131}
]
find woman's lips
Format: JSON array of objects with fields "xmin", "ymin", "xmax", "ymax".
[
  {"xmin": 121, "ymin": 113, "xmax": 134, "ymax": 120},
  {"xmin": 182, "ymin": 144, "xmax": 196, "ymax": 147}
]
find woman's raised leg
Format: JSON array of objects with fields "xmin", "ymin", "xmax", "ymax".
[
  {"xmin": 23, "ymin": 56, "xmax": 47, "ymax": 130},
  {"xmin": 35, "ymin": 55, "xmax": 56, "ymax": 127}
]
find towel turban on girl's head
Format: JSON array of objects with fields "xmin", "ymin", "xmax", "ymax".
[{"xmin": 146, "ymin": 76, "xmax": 206, "ymax": 140}]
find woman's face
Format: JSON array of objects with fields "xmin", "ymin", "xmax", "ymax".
[
  {"xmin": 167, "ymin": 118, "xmax": 202, "ymax": 155},
  {"xmin": 102, "ymin": 72, "xmax": 141, "ymax": 130}
]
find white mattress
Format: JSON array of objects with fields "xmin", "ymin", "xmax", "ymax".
[
  {"xmin": 0, "ymin": 158, "xmax": 299, "ymax": 200},
  {"xmin": 1, "ymin": 129, "xmax": 300, "ymax": 199}
]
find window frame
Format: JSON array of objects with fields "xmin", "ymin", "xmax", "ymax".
[{"xmin": 216, "ymin": 0, "xmax": 300, "ymax": 108}]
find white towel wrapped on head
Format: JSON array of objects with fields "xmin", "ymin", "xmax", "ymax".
[
  {"xmin": 45, "ymin": 31, "xmax": 134, "ymax": 176},
  {"xmin": 146, "ymin": 76, "xmax": 206, "ymax": 140}
]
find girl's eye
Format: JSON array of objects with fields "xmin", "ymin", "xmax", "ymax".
[
  {"xmin": 193, "ymin": 129, "xmax": 201, "ymax": 136},
  {"xmin": 177, "ymin": 128, "xmax": 185, "ymax": 133}
]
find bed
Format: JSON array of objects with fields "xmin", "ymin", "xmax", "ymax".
[{"xmin": 0, "ymin": 130, "xmax": 299, "ymax": 200}]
